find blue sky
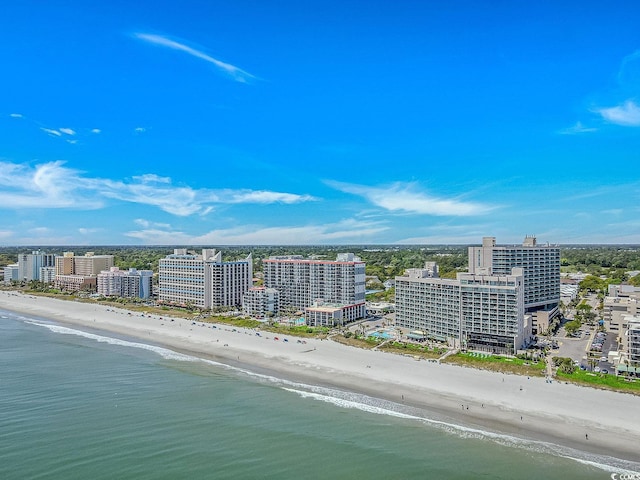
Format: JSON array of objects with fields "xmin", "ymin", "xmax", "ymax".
[{"xmin": 1, "ymin": 1, "xmax": 639, "ymax": 245}]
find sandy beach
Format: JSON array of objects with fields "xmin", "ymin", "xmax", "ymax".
[{"xmin": 1, "ymin": 290, "xmax": 639, "ymax": 464}]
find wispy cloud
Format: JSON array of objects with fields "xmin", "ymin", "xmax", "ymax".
[
  {"xmin": 41, "ymin": 127, "xmax": 62, "ymax": 137},
  {"xmin": 596, "ymin": 100, "xmax": 640, "ymax": 126},
  {"xmin": 326, "ymin": 180, "xmax": 495, "ymax": 216},
  {"xmin": 125, "ymin": 219, "xmax": 388, "ymax": 245},
  {"xmin": 134, "ymin": 127, "xmax": 146, "ymax": 134},
  {"xmin": 225, "ymin": 190, "xmax": 317, "ymax": 204},
  {"xmin": 134, "ymin": 218, "xmax": 171, "ymax": 229},
  {"xmin": 134, "ymin": 33, "xmax": 255, "ymax": 83},
  {"xmin": 59, "ymin": 128, "xmax": 76, "ymax": 135},
  {"xmin": 9, "ymin": 113, "xmax": 23, "ymax": 118},
  {"xmin": 0, "ymin": 160, "xmax": 316, "ymax": 215},
  {"xmin": 91, "ymin": 128, "xmax": 101, "ymax": 134},
  {"xmin": 0, "ymin": 161, "xmax": 102, "ymax": 209},
  {"xmin": 558, "ymin": 121, "xmax": 597, "ymax": 135}
]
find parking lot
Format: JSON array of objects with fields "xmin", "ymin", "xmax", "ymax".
[{"xmin": 584, "ymin": 330, "xmax": 617, "ymax": 374}]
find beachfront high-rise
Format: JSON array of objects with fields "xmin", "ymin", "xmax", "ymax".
[
  {"xmin": 468, "ymin": 236, "xmax": 560, "ymax": 334},
  {"xmin": 158, "ymin": 249, "xmax": 252, "ymax": 309},
  {"xmin": 53, "ymin": 252, "xmax": 115, "ymax": 292},
  {"xmin": 395, "ymin": 262, "xmax": 531, "ymax": 354},
  {"xmin": 263, "ymin": 253, "xmax": 366, "ymax": 322},
  {"xmin": 17, "ymin": 250, "xmax": 56, "ymax": 282},
  {"xmin": 97, "ymin": 267, "xmax": 153, "ymax": 299},
  {"xmin": 53, "ymin": 252, "xmax": 115, "ymax": 276}
]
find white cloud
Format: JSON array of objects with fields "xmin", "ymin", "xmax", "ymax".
[
  {"xmin": 66, "ymin": 139, "xmax": 78, "ymax": 145},
  {"xmin": 558, "ymin": 121, "xmax": 597, "ymax": 135},
  {"xmin": 9, "ymin": 113, "xmax": 23, "ymax": 118},
  {"xmin": 226, "ymin": 190, "xmax": 317, "ymax": 204},
  {"xmin": 59, "ymin": 128, "xmax": 76, "ymax": 135},
  {"xmin": 596, "ymin": 100, "xmax": 640, "ymax": 126},
  {"xmin": 132, "ymin": 174, "xmax": 171, "ymax": 184},
  {"xmin": 0, "ymin": 161, "xmax": 103, "ymax": 209},
  {"xmin": 91, "ymin": 128, "xmax": 101, "ymax": 134},
  {"xmin": 0, "ymin": 160, "xmax": 316, "ymax": 215},
  {"xmin": 40, "ymin": 127, "xmax": 62, "ymax": 137},
  {"xmin": 125, "ymin": 219, "xmax": 388, "ymax": 245},
  {"xmin": 326, "ymin": 180, "xmax": 495, "ymax": 216},
  {"xmin": 134, "ymin": 127, "xmax": 146, "ymax": 133},
  {"xmin": 134, "ymin": 33, "xmax": 255, "ymax": 83},
  {"xmin": 134, "ymin": 218, "xmax": 171, "ymax": 229}
]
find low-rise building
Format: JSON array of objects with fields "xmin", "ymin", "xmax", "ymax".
[
  {"xmin": 55, "ymin": 274, "xmax": 97, "ymax": 292},
  {"xmin": 305, "ymin": 301, "xmax": 364, "ymax": 327},
  {"xmin": 243, "ymin": 286, "xmax": 279, "ymax": 318}
]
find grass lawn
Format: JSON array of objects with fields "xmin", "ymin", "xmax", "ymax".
[
  {"xmin": 379, "ymin": 341, "xmax": 445, "ymax": 359},
  {"xmin": 443, "ymin": 352, "xmax": 547, "ymax": 376},
  {"xmin": 556, "ymin": 370, "xmax": 640, "ymax": 395}
]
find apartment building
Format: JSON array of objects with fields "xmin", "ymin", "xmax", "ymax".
[
  {"xmin": 54, "ymin": 274, "xmax": 97, "ymax": 292},
  {"xmin": 617, "ymin": 315, "xmax": 640, "ymax": 375},
  {"xmin": 468, "ymin": 236, "xmax": 560, "ymax": 333},
  {"xmin": 263, "ymin": 253, "xmax": 366, "ymax": 322},
  {"xmin": 18, "ymin": 250, "xmax": 56, "ymax": 281},
  {"xmin": 158, "ymin": 249, "xmax": 252, "ymax": 309},
  {"xmin": 97, "ymin": 267, "xmax": 153, "ymax": 299},
  {"xmin": 53, "ymin": 252, "xmax": 114, "ymax": 292},
  {"xmin": 242, "ymin": 286, "xmax": 279, "ymax": 318},
  {"xmin": 395, "ymin": 263, "xmax": 530, "ymax": 353},
  {"xmin": 3, "ymin": 264, "xmax": 19, "ymax": 285}
]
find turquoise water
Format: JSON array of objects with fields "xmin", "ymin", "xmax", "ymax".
[{"xmin": 1, "ymin": 309, "xmax": 637, "ymax": 479}]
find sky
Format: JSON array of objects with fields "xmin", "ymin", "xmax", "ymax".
[{"xmin": 1, "ymin": 1, "xmax": 639, "ymax": 246}]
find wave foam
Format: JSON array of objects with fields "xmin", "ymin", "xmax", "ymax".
[{"xmin": 24, "ymin": 318, "xmax": 640, "ymax": 474}]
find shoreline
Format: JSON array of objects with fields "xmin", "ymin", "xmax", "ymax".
[{"xmin": 2, "ymin": 290, "xmax": 639, "ymax": 467}]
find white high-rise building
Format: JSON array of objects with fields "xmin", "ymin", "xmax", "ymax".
[
  {"xmin": 263, "ymin": 253, "xmax": 366, "ymax": 321},
  {"xmin": 395, "ymin": 264, "xmax": 531, "ymax": 353},
  {"xmin": 3, "ymin": 264, "xmax": 19, "ymax": 285},
  {"xmin": 468, "ymin": 236, "xmax": 560, "ymax": 333},
  {"xmin": 158, "ymin": 249, "xmax": 252, "ymax": 309},
  {"xmin": 97, "ymin": 267, "xmax": 153, "ymax": 299},
  {"xmin": 18, "ymin": 251, "xmax": 56, "ymax": 281}
]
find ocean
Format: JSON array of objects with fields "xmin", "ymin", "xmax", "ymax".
[{"xmin": 1, "ymin": 309, "xmax": 637, "ymax": 479}]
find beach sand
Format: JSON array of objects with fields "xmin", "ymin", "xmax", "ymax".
[{"xmin": 2, "ymin": 290, "xmax": 639, "ymax": 464}]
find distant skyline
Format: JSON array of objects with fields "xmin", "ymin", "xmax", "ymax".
[{"xmin": 1, "ymin": 1, "xmax": 639, "ymax": 246}]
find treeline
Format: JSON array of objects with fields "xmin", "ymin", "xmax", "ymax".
[{"xmin": 0, "ymin": 244, "xmax": 638, "ymax": 282}]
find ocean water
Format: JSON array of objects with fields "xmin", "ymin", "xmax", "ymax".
[{"xmin": 1, "ymin": 309, "xmax": 637, "ymax": 480}]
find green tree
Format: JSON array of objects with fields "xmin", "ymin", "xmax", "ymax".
[
  {"xmin": 564, "ymin": 320, "xmax": 581, "ymax": 336},
  {"xmin": 579, "ymin": 275, "xmax": 606, "ymax": 294}
]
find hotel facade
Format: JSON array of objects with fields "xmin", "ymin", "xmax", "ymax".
[
  {"xmin": 395, "ymin": 264, "xmax": 530, "ymax": 354},
  {"xmin": 97, "ymin": 267, "xmax": 153, "ymax": 299},
  {"xmin": 158, "ymin": 249, "xmax": 252, "ymax": 309},
  {"xmin": 395, "ymin": 237, "xmax": 557, "ymax": 353},
  {"xmin": 262, "ymin": 253, "xmax": 366, "ymax": 323},
  {"xmin": 468, "ymin": 236, "xmax": 560, "ymax": 334}
]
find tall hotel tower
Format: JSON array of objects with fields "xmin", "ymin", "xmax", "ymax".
[
  {"xmin": 158, "ymin": 249, "xmax": 252, "ymax": 309},
  {"xmin": 263, "ymin": 253, "xmax": 366, "ymax": 321},
  {"xmin": 468, "ymin": 236, "xmax": 560, "ymax": 333}
]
